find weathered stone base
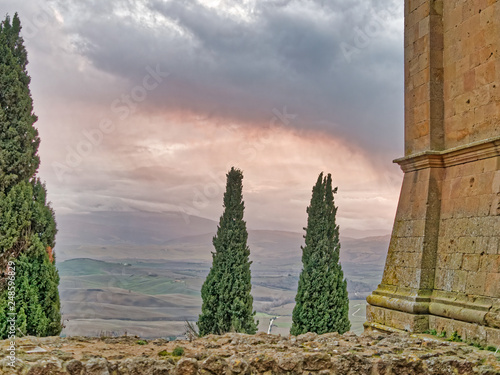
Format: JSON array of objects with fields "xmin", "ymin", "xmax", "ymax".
[
  {"xmin": 430, "ymin": 315, "xmax": 500, "ymax": 347},
  {"xmin": 365, "ymin": 305, "xmax": 500, "ymax": 347},
  {"xmin": 365, "ymin": 305, "xmax": 429, "ymax": 333}
]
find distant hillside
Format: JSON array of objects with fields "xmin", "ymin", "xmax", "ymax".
[
  {"xmin": 56, "ymin": 230, "xmax": 390, "ymax": 269},
  {"xmin": 56, "ymin": 211, "xmax": 218, "ymax": 246},
  {"xmin": 55, "ymin": 210, "xmax": 389, "ymax": 266},
  {"xmin": 164, "ymin": 230, "xmax": 390, "ymax": 267},
  {"xmin": 340, "ymin": 235, "xmax": 391, "ymax": 265},
  {"xmin": 54, "ymin": 210, "xmax": 391, "ymax": 337}
]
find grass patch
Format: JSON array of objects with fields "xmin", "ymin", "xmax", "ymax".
[
  {"xmin": 469, "ymin": 342, "xmax": 483, "ymax": 349},
  {"xmin": 467, "ymin": 342, "xmax": 498, "ymax": 353},
  {"xmin": 447, "ymin": 331, "xmax": 462, "ymax": 342},
  {"xmin": 172, "ymin": 346, "xmax": 185, "ymax": 356},
  {"xmin": 255, "ymin": 312, "xmax": 275, "ymax": 319},
  {"xmin": 273, "ymin": 321, "xmax": 292, "ymax": 329},
  {"xmin": 158, "ymin": 347, "xmax": 184, "ymax": 358}
]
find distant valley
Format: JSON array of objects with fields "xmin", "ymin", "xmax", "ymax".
[{"xmin": 55, "ymin": 211, "xmax": 390, "ymax": 338}]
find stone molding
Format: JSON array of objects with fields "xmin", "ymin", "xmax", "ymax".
[
  {"xmin": 368, "ymin": 284, "xmax": 499, "ymax": 329},
  {"xmin": 367, "ymin": 286, "xmax": 432, "ymax": 315},
  {"xmin": 395, "ymin": 136, "xmax": 500, "ymax": 173}
]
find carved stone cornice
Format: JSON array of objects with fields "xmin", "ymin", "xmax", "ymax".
[{"xmin": 395, "ymin": 136, "xmax": 500, "ymax": 173}]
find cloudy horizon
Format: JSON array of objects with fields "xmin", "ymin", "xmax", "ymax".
[{"xmin": 1, "ymin": 0, "xmax": 405, "ymax": 238}]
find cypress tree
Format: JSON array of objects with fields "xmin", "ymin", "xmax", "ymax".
[
  {"xmin": 291, "ymin": 172, "xmax": 350, "ymax": 335},
  {"xmin": 0, "ymin": 13, "xmax": 62, "ymax": 338},
  {"xmin": 198, "ymin": 167, "xmax": 258, "ymax": 336},
  {"xmin": 0, "ymin": 13, "xmax": 39, "ymax": 193}
]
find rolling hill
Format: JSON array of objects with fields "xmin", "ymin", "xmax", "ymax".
[{"xmin": 54, "ymin": 210, "xmax": 390, "ymax": 338}]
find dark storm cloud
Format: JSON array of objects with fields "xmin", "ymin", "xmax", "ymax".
[
  {"xmin": 0, "ymin": 0, "xmax": 404, "ymax": 234},
  {"xmin": 54, "ymin": 0, "xmax": 404, "ymax": 156}
]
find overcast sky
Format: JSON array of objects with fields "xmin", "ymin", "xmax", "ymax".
[{"xmin": 1, "ymin": 0, "xmax": 405, "ymax": 237}]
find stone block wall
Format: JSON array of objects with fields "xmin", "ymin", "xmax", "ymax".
[
  {"xmin": 436, "ymin": 159, "xmax": 500, "ymax": 298},
  {"xmin": 404, "ymin": 0, "xmax": 445, "ymax": 155},
  {"xmin": 443, "ymin": 0, "xmax": 499, "ymax": 148},
  {"xmin": 366, "ymin": 0, "xmax": 500, "ymax": 346}
]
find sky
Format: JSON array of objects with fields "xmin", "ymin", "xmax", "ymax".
[{"xmin": 1, "ymin": 0, "xmax": 405, "ymax": 237}]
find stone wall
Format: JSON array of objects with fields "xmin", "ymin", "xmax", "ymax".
[
  {"xmin": 404, "ymin": 0, "xmax": 445, "ymax": 155},
  {"xmin": 366, "ymin": 0, "xmax": 500, "ymax": 345},
  {"xmin": 436, "ymin": 160, "xmax": 499, "ymax": 296},
  {"xmin": 1, "ymin": 333, "xmax": 499, "ymax": 375},
  {"xmin": 404, "ymin": 0, "xmax": 499, "ymax": 154},
  {"xmin": 443, "ymin": 0, "xmax": 499, "ymax": 148}
]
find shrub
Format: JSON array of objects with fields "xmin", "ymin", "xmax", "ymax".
[
  {"xmin": 172, "ymin": 346, "xmax": 185, "ymax": 356},
  {"xmin": 447, "ymin": 331, "xmax": 462, "ymax": 342}
]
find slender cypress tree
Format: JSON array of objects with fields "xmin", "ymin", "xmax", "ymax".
[
  {"xmin": 0, "ymin": 13, "xmax": 39, "ymax": 193},
  {"xmin": 0, "ymin": 13, "xmax": 62, "ymax": 338},
  {"xmin": 291, "ymin": 172, "xmax": 350, "ymax": 335},
  {"xmin": 198, "ymin": 167, "xmax": 258, "ymax": 336}
]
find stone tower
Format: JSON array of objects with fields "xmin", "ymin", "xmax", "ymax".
[{"xmin": 365, "ymin": 0, "xmax": 500, "ymax": 345}]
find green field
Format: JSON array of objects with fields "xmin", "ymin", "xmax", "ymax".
[
  {"xmin": 58, "ymin": 258, "xmax": 372, "ymax": 338},
  {"xmin": 63, "ymin": 274, "xmax": 199, "ymax": 296},
  {"xmin": 349, "ymin": 300, "xmax": 368, "ymax": 335},
  {"xmin": 58, "ymin": 258, "xmax": 129, "ymax": 276}
]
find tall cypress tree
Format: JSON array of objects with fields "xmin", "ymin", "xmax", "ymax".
[
  {"xmin": 291, "ymin": 172, "xmax": 350, "ymax": 335},
  {"xmin": 0, "ymin": 13, "xmax": 39, "ymax": 193},
  {"xmin": 0, "ymin": 13, "xmax": 62, "ymax": 338},
  {"xmin": 198, "ymin": 167, "xmax": 258, "ymax": 336}
]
